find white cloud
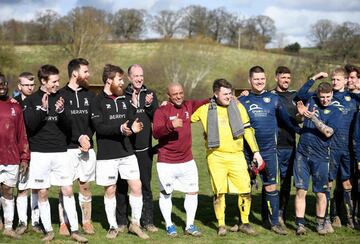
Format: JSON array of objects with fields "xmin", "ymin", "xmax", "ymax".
[
  {"xmin": 275, "ymin": 0, "xmax": 360, "ymax": 12},
  {"xmin": 264, "ymin": 6, "xmax": 360, "ymax": 47}
]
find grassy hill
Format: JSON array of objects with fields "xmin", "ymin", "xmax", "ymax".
[{"xmin": 9, "ymin": 41, "xmax": 340, "ymax": 100}]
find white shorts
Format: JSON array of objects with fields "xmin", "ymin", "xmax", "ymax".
[
  {"xmin": 28, "ymin": 152, "xmax": 74, "ymax": 189},
  {"xmin": 0, "ymin": 165, "xmax": 19, "ymax": 188},
  {"xmin": 96, "ymin": 154, "xmax": 140, "ymax": 186},
  {"xmin": 157, "ymin": 160, "xmax": 199, "ymax": 194},
  {"xmin": 67, "ymin": 148, "xmax": 96, "ymax": 182}
]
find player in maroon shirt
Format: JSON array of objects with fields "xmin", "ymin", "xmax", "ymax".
[
  {"xmin": 153, "ymin": 83, "xmax": 207, "ymax": 237},
  {"xmin": 0, "ymin": 72, "xmax": 30, "ymax": 239}
]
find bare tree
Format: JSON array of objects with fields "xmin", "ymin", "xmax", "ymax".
[
  {"xmin": 226, "ymin": 15, "xmax": 243, "ymax": 46},
  {"xmin": 254, "ymin": 15, "xmax": 276, "ymax": 44},
  {"xmin": 309, "ymin": 19, "xmax": 336, "ymax": 49},
  {"xmin": 179, "ymin": 5, "xmax": 209, "ymax": 38},
  {"xmin": 54, "ymin": 6, "xmax": 110, "ymax": 58},
  {"xmin": 326, "ymin": 21, "xmax": 360, "ymax": 63},
  {"xmin": 154, "ymin": 40, "xmax": 218, "ymax": 97},
  {"xmin": 151, "ymin": 10, "xmax": 182, "ymax": 38},
  {"xmin": 111, "ymin": 8, "xmax": 146, "ymax": 40},
  {"xmin": 35, "ymin": 9, "xmax": 60, "ymax": 42},
  {"xmin": 207, "ymin": 7, "xmax": 232, "ymax": 43}
]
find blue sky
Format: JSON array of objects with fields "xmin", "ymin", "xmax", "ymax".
[{"xmin": 0, "ymin": 0, "xmax": 359, "ymax": 47}]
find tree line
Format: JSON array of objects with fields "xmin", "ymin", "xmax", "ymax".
[
  {"xmin": 0, "ymin": 6, "xmax": 275, "ymax": 50},
  {"xmin": 0, "ymin": 6, "xmax": 359, "ymax": 63}
]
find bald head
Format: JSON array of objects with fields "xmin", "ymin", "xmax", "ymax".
[{"xmin": 167, "ymin": 83, "xmax": 184, "ymax": 106}]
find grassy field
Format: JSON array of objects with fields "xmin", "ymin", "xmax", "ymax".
[{"xmin": 1, "ymin": 123, "xmax": 359, "ymax": 243}]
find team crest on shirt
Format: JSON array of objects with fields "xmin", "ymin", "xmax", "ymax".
[
  {"xmin": 106, "ymin": 104, "xmax": 111, "ymax": 109},
  {"xmin": 345, "ymin": 96, "xmax": 351, "ymax": 102},
  {"xmin": 11, "ymin": 107, "xmax": 16, "ymax": 116},
  {"xmin": 185, "ymin": 111, "xmax": 189, "ymax": 119},
  {"xmin": 324, "ymin": 109, "xmax": 331, "ymax": 114},
  {"xmin": 122, "ymin": 102, "xmax": 127, "ymax": 109},
  {"xmin": 263, "ymin": 97, "xmax": 271, "ymax": 103},
  {"xmin": 84, "ymin": 98, "xmax": 89, "ymax": 106}
]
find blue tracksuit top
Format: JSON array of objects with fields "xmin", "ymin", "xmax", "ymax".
[
  {"xmin": 297, "ymin": 96, "xmax": 341, "ymax": 158},
  {"xmin": 239, "ymin": 91, "xmax": 300, "ymax": 152},
  {"xmin": 296, "ymin": 79, "xmax": 359, "ymax": 149}
]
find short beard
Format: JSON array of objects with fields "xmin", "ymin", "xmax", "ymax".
[
  {"xmin": 78, "ymin": 78, "xmax": 89, "ymax": 89},
  {"xmin": 110, "ymin": 83, "xmax": 123, "ymax": 96}
]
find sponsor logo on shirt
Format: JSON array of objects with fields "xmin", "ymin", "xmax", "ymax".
[
  {"xmin": 70, "ymin": 109, "xmax": 88, "ymax": 115},
  {"xmin": 46, "ymin": 116, "xmax": 58, "ymax": 121},
  {"xmin": 109, "ymin": 114, "xmax": 126, "ymax": 120},
  {"xmin": 248, "ymin": 104, "xmax": 268, "ymax": 117},
  {"xmin": 137, "ymin": 108, "xmax": 145, "ymax": 113},
  {"xmin": 106, "ymin": 104, "xmax": 111, "ymax": 109}
]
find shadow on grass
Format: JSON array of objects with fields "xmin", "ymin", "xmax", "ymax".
[{"xmin": 11, "ymin": 190, "xmax": 318, "ymax": 233}]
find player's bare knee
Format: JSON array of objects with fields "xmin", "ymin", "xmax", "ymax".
[
  {"xmin": 128, "ymin": 179, "xmax": 142, "ymax": 196},
  {"xmin": 264, "ymin": 184, "xmax": 276, "ymax": 192},
  {"xmin": 79, "ymin": 181, "xmax": 91, "ymax": 196},
  {"xmin": 105, "ymin": 185, "xmax": 116, "ymax": 198},
  {"xmin": 296, "ymin": 189, "xmax": 307, "ymax": 199},
  {"xmin": 17, "ymin": 189, "xmax": 28, "ymax": 197},
  {"xmin": 342, "ymin": 180, "xmax": 352, "ymax": 190},
  {"xmin": 38, "ymin": 189, "xmax": 49, "ymax": 201},
  {"xmin": 1, "ymin": 184, "xmax": 14, "ymax": 199},
  {"xmin": 61, "ymin": 185, "xmax": 74, "ymax": 197}
]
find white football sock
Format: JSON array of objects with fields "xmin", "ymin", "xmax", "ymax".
[
  {"xmin": 184, "ymin": 194, "xmax": 198, "ymax": 229},
  {"xmin": 1, "ymin": 197, "xmax": 15, "ymax": 229},
  {"xmin": 129, "ymin": 194, "xmax": 143, "ymax": 225},
  {"xmin": 104, "ymin": 196, "xmax": 118, "ymax": 229},
  {"xmin": 159, "ymin": 192, "xmax": 173, "ymax": 228},
  {"xmin": 63, "ymin": 195, "xmax": 79, "ymax": 232},
  {"xmin": 38, "ymin": 200, "xmax": 53, "ymax": 232},
  {"xmin": 16, "ymin": 195, "xmax": 28, "ymax": 224}
]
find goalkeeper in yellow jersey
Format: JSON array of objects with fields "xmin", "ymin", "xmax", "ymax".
[{"xmin": 191, "ymin": 78, "xmax": 263, "ymax": 236}]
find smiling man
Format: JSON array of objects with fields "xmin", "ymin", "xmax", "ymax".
[
  {"xmin": 294, "ymin": 81, "xmax": 341, "ymax": 235},
  {"xmin": 192, "ymin": 78, "xmax": 263, "ymax": 236},
  {"xmin": 152, "ymin": 83, "xmax": 208, "ymax": 237},
  {"xmin": 116, "ymin": 64, "xmax": 159, "ymax": 232},
  {"xmin": 296, "ymin": 68, "xmax": 359, "ymax": 230},
  {"xmin": 23, "ymin": 64, "xmax": 86, "ymax": 242},
  {"xmin": 58, "ymin": 58, "xmax": 97, "ymax": 236},
  {"xmin": 239, "ymin": 66, "xmax": 300, "ymax": 235},
  {"xmin": 90, "ymin": 64, "xmax": 148, "ymax": 240},
  {"xmin": 271, "ymin": 66, "xmax": 300, "ymax": 227},
  {"xmin": 0, "ymin": 73, "xmax": 30, "ymax": 239}
]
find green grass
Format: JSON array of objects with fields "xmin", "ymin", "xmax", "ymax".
[
  {"xmin": 1, "ymin": 123, "xmax": 359, "ymax": 243},
  {"xmin": 9, "ymin": 41, "xmax": 338, "ymax": 100}
]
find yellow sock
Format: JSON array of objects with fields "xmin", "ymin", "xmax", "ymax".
[
  {"xmin": 238, "ymin": 193, "xmax": 251, "ymax": 224},
  {"xmin": 214, "ymin": 194, "xmax": 226, "ymax": 226}
]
